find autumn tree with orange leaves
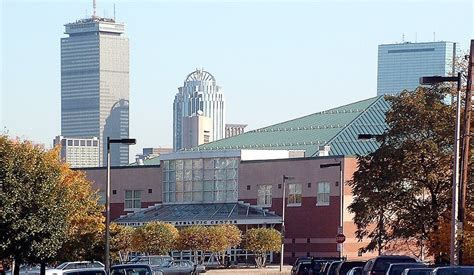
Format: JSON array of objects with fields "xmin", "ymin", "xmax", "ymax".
[{"xmin": 0, "ymin": 135, "xmax": 105, "ymax": 274}]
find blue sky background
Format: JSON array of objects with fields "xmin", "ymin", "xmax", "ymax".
[{"xmin": 1, "ymin": 0, "xmax": 473, "ymax": 162}]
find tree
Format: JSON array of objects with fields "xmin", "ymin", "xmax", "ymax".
[
  {"xmin": 349, "ymin": 87, "xmax": 456, "ymax": 260},
  {"xmin": 427, "ymin": 210, "xmax": 474, "ymax": 264},
  {"xmin": 206, "ymin": 225, "xmax": 241, "ymax": 265},
  {"xmin": 0, "ymin": 136, "xmax": 69, "ymax": 275},
  {"xmin": 56, "ymin": 167, "xmax": 105, "ymax": 262},
  {"xmin": 176, "ymin": 226, "xmax": 210, "ymax": 264},
  {"xmin": 176, "ymin": 225, "xmax": 241, "ymax": 265},
  {"xmin": 110, "ymin": 223, "xmax": 135, "ymax": 263},
  {"xmin": 132, "ymin": 222, "xmax": 178, "ymax": 255},
  {"xmin": 243, "ymin": 228, "xmax": 281, "ymax": 268}
]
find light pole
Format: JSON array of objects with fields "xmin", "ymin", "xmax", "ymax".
[
  {"xmin": 320, "ymin": 162, "xmax": 343, "ymax": 259},
  {"xmin": 105, "ymin": 137, "xmax": 136, "ymax": 273},
  {"xmin": 420, "ymin": 73, "xmax": 462, "ymax": 265},
  {"xmin": 280, "ymin": 175, "xmax": 294, "ymax": 272}
]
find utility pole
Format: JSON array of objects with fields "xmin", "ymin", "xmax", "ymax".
[{"xmin": 459, "ymin": 39, "xmax": 473, "ymax": 264}]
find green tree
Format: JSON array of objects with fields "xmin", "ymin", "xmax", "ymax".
[
  {"xmin": 243, "ymin": 228, "xmax": 281, "ymax": 268},
  {"xmin": 349, "ymin": 87, "xmax": 455, "ymax": 260},
  {"xmin": 132, "ymin": 222, "xmax": 178, "ymax": 255},
  {"xmin": 0, "ymin": 137, "xmax": 69, "ymax": 275}
]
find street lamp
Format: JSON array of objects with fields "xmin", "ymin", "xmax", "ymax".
[
  {"xmin": 420, "ymin": 73, "xmax": 462, "ymax": 265},
  {"xmin": 320, "ymin": 162, "xmax": 343, "ymax": 259},
  {"xmin": 105, "ymin": 137, "xmax": 136, "ymax": 272},
  {"xmin": 280, "ymin": 175, "xmax": 294, "ymax": 272}
]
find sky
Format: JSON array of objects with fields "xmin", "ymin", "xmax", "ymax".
[{"xmin": 1, "ymin": 0, "xmax": 473, "ymax": 162}]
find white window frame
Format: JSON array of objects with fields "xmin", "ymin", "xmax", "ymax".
[
  {"xmin": 287, "ymin": 183, "xmax": 302, "ymax": 206},
  {"xmin": 316, "ymin": 182, "xmax": 330, "ymax": 206},
  {"xmin": 257, "ymin": 184, "xmax": 272, "ymax": 207},
  {"xmin": 124, "ymin": 190, "xmax": 142, "ymax": 210}
]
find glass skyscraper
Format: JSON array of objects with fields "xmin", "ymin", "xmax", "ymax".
[
  {"xmin": 377, "ymin": 41, "xmax": 456, "ymax": 95},
  {"xmin": 61, "ymin": 16, "xmax": 130, "ymax": 166},
  {"xmin": 173, "ymin": 69, "xmax": 225, "ymax": 151}
]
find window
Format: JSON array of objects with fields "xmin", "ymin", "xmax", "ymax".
[
  {"xmin": 257, "ymin": 184, "xmax": 272, "ymax": 206},
  {"xmin": 288, "ymin": 183, "xmax": 302, "ymax": 205},
  {"xmin": 125, "ymin": 190, "xmax": 141, "ymax": 210},
  {"xmin": 317, "ymin": 182, "xmax": 330, "ymax": 205},
  {"xmin": 163, "ymin": 157, "xmax": 239, "ymax": 204}
]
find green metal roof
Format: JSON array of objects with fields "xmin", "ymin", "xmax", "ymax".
[{"xmin": 185, "ymin": 96, "xmax": 389, "ymax": 157}]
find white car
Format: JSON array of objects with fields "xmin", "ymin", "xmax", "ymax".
[{"xmin": 45, "ymin": 262, "xmax": 104, "ymax": 275}]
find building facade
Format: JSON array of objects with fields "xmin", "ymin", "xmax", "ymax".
[
  {"xmin": 225, "ymin": 124, "xmax": 247, "ymax": 138},
  {"xmin": 173, "ymin": 69, "xmax": 225, "ymax": 151},
  {"xmin": 82, "ymin": 96, "xmax": 392, "ymax": 263},
  {"xmin": 377, "ymin": 41, "xmax": 456, "ymax": 95},
  {"xmin": 61, "ymin": 16, "xmax": 130, "ymax": 166},
  {"xmin": 54, "ymin": 136, "xmax": 100, "ymax": 168},
  {"xmin": 181, "ymin": 114, "xmax": 213, "ymax": 149},
  {"xmin": 82, "ymin": 151, "xmax": 376, "ymax": 263}
]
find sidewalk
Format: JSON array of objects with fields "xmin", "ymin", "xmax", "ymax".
[{"xmin": 206, "ymin": 265, "xmax": 292, "ymax": 274}]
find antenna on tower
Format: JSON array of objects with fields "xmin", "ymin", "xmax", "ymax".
[
  {"xmin": 93, "ymin": 0, "xmax": 97, "ymax": 18},
  {"xmin": 433, "ymin": 32, "xmax": 436, "ymax": 42},
  {"xmin": 402, "ymin": 33, "xmax": 405, "ymax": 42},
  {"xmin": 114, "ymin": 4, "xmax": 116, "ymax": 21}
]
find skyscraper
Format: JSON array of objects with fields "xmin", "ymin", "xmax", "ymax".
[
  {"xmin": 377, "ymin": 41, "xmax": 456, "ymax": 95},
  {"xmin": 173, "ymin": 69, "xmax": 225, "ymax": 151},
  {"xmin": 61, "ymin": 12, "xmax": 130, "ymax": 166}
]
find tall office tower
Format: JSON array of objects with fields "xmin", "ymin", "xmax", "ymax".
[
  {"xmin": 61, "ymin": 12, "xmax": 130, "ymax": 166},
  {"xmin": 53, "ymin": 136, "xmax": 100, "ymax": 168},
  {"xmin": 173, "ymin": 69, "xmax": 225, "ymax": 151},
  {"xmin": 377, "ymin": 41, "xmax": 456, "ymax": 95}
]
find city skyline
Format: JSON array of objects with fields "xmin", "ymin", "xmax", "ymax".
[{"xmin": 2, "ymin": 0, "xmax": 473, "ymax": 162}]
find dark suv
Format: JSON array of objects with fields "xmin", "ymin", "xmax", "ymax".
[
  {"xmin": 362, "ymin": 256, "xmax": 418, "ymax": 275},
  {"xmin": 335, "ymin": 261, "xmax": 366, "ymax": 275}
]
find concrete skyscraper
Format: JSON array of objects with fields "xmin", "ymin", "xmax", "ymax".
[
  {"xmin": 61, "ymin": 11, "xmax": 130, "ymax": 166},
  {"xmin": 173, "ymin": 69, "xmax": 225, "ymax": 151},
  {"xmin": 377, "ymin": 41, "xmax": 456, "ymax": 95}
]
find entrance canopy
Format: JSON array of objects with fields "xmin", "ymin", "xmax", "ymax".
[{"xmin": 115, "ymin": 202, "xmax": 282, "ymax": 227}]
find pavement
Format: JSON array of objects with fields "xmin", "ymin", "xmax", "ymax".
[{"xmin": 206, "ymin": 265, "xmax": 292, "ymax": 274}]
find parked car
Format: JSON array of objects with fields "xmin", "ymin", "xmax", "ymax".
[
  {"xmin": 292, "ymin": 258, "xmax": 313, "ymax": 273},
  {"xmin": 128, "ymin": 256, "xmax": 173, "ymax": 266},
  {"xmin": 309, "ymin": 260, "xmax": 330, "ymax": 275},
  {"xmin": 321, "ymin": 261, "xmax": 337, "ymax": 275},
  {"xmin": 5, "ymin": 265, "xmax": 41, "ymax": 275},
  {"xmin": 156, "ymin": 260, "xmax": 206, "ymax": 274},
  {"xmin": 292, "ymin": 258, "xmax": 313, "ymax": 275},
  {"xmin": 110, "ymin": 264, "xmax": 159, "ymax": 275},
  {"xmin": 334, "ymin": 261, "xmax": 366, "ymax": 275},
  {"xmin": 400, "ymin": 267, "xmax": 434, "ymax": 275},
  {"xmin": 46, "ymin": 262, "xmax": 104, "ymax": 275},
  {"xmin": 326, "ymin": 261, "xmax": 342, "ymax": 275},
  {"xmin": 362, "ymin": 256, "xmax": 418, "ymax": 275},
  {"xmin": 61, "ymin": 268, "xmax": 106, "ymax": 275},
  {"xmin": 347, "ymin": 267, "xmax": 363, "ymax": 275},
  {"xmin": 431, "ymin": 266, "xmax": 474, "ymax": 275},
  {"xmin": 292, "ymin": 261, "xmax": 314, "ymax": 275},
  {"xmin": 386, "ymin": 263, "xmax": 425, "ymax": 275}
]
